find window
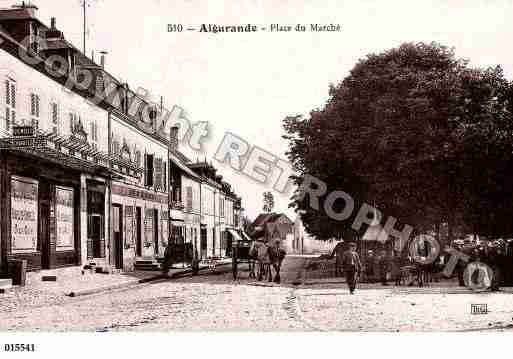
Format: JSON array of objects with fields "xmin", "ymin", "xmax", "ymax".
[
  {"xmin": 5, "ymin": 79, "xmax": 16, "ymax": 131},
  {"xmin": 144, "ymin": 153, "xmax": 154, "ymax": 187},
  {"xmin": 135, "ymin": 150, "xmax": 142, "ymax": 167},
  {"xmin": 69, "ymin": 112, "xmax": 78, "ymax": 134},
  {"xmin": 154, "ymin": 157, "xmax": 163, "ymax": 191},
  {"xmin": 51, "ymin": 102, "xmax": 59, "ymax": 134},
  {"xmin": 89, "ymin": 120, "xmax": 98, "ymax": 149},
  {"xmin": 220, "ymin": 198, "xmax": 225, "ymax": 217},
  {"xmin": 30, "ymin": 93, "xmax": 40, "ymax": 129}
]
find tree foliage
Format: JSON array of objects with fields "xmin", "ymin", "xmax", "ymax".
[{"xmin": 284, "ymin": 42, "xmax": 513, "ymax": 241}]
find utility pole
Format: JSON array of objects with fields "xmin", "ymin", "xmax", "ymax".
[{"xmin": 82, "ymin": 0, "xmax": 86, "ymax": 54}]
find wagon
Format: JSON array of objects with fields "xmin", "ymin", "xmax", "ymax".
[{"xmin": 230, "ymin": 232, "xmax": 255, "ymax": 280}]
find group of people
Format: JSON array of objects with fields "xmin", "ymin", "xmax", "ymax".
[{"xmin": 329, "ymin": 242, "xmax": 409, "ymax": 293}]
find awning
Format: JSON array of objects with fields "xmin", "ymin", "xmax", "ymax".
[
  {"xmin": 241, "ymin": 231, "xmax": 253, "ymax": 242},
  {"xmin": 227, "ymin": 229, "xmax": 244, "ymax": 242},
  {"xmin": 0, "ymin": 128, "xmax": 142, "ymax": 178}
]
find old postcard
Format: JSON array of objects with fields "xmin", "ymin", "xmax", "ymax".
[{"xmin": 0, "ymin": 0, "xmax": 512, "ymax": 357}]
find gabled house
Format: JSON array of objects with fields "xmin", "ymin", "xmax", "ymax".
[{"xmin": 251, "ymin": 213, "xmax": 295, "ymax": 252}]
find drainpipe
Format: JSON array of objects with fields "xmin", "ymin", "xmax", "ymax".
[{"xmin": 107, "ymin": 111, "xmax": 112, "ymax": 266}]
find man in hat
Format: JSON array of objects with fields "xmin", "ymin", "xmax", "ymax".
[{"xmin": 342, "ymin": 242, "xmax": 362, "ymax": 294}]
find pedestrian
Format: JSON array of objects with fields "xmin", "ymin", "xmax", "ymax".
[
  {"xmin": 329, "ymin": 240, "xmax": 345, "ymax": 277},
  {"xmin": 365, "ymin": 250, "xmax": 375, "ymax": 283},
  {"xmin": 162, "ymin": 239, "xmax": 174, "ymax": 277},
  {"xmin": 342, "ymin": 242, "xmax": 362, "ymax": 294},
  {"xmin": 378, "ymin": 249, "xmax": 389, "ymax": 285},
  {"xmin": 391, "ymin": 251, "xmax": 401, "ymax": 286}
]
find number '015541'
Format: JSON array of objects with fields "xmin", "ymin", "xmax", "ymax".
[{"xmin": 4, "ymin": 344, "xmax": 35, "ymax": 352}]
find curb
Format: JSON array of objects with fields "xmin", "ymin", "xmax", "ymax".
[
  {"xmin": 66, "ymin": 263, "xmax": 233, "ymax": 297},
  {"xmin": 67, "ymin": 271, "xmax": 182, "ymax": 298}
]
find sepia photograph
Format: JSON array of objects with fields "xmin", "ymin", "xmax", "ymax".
[{"xmin": 0, "ymin": 0, "xmax": 512, "ymax": 356}]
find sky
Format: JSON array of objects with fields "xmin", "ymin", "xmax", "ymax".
[{"xmin": 2, "ymin": 0, "xmax": 512, "ymax": 220}]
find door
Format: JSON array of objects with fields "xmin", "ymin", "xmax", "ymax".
[
  {"xmin": 153, "ymin": 209, "xmax": 159, "ymax": 256},
  {"xmin": 40, "ymin": 203, "xmax": 50, "ymax": 269},
  {"xmin": 200, "ymin": 228, "xmax": 207, "ymax": 259},
  {"xmin": 113, "ymin": 205, "xmax": 123, "ymax": 269},
  {"xmin": 135, "ymin": 207, "xmax": 142, "ymax": 257}
]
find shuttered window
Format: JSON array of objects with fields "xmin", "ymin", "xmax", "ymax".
[{"xmin": 144, "ymin": 153, "xmax": 154, "ymax": 187}]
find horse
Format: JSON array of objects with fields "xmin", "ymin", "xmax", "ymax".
[
  {"xmin": 247, "ymin": 241, "xmax": 258, "ymax": 279},
  {"xmin": 250, "ymin": 240, "xmax": 286, "ymax": 283},
  {"xmin": 268, "ymin": 241, "xmax": 286, "ymax": 283}
]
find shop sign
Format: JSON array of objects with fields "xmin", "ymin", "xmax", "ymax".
[
  {"xmin": 10, "ymin": 176, "xmax": 38, "ymax": 253},
  {"xmin": 56, "ymin": 186, "xmax": 74, "ymax": 251}
]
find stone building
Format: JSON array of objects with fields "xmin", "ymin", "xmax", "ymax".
[{"xmin": 251, "ymin": 213, "xmax": 294, "ymax": 252}]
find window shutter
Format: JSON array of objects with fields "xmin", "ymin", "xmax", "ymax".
[
  {"xmin": 186, "ymin": 186, "xmax": 193, "ymax": 211},
  {"xmin": 163, "ymin": 161, "xmax": 167, "ymax": 192},
  {"xmin": 11, "ymin": 84, "xmax": 15, "ymax": 108},
  {"xmin": 69, "ymin": 113, "xmax": 74, "ymax": 133},
  {"xmin": 52, "ymin": 103, "xmax": 58, "ymax": 123},
  {"xmin": 144, "ymin": 153, "xmax": 148, "ymax": 186},
  {"xmin": 30, "ymin": 94, "xmax": 35, "ymax": 116},
  {"xmin": 5, "ymin": 80, "xmax": 9, "ymax": 105},
  {"xmin": 5, "ymin": 107, "xmax": 10, "ymax": 130}
]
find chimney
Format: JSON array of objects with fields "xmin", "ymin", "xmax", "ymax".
[
  {"xmin": 170, "ymin": 125, "xmax": 179, "ymax": 152},
  {"xmin": 100, "ymin": 51, "xmax": 108, "ymax": 68},
  {"xmin": 50, "ymin": 17, "xmax": 56, "ymax": 29}
]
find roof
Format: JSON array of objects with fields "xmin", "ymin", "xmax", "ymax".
[
  {"xmin": 0, "ymin": 7, "xmax": 40, "ymax": 23},
  {"xmin": 252, "ymin": 213, "xmax": 292, "ymax": 228}
]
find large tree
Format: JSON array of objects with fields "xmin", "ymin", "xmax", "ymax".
[{"xmin": 284, "ymin": 42, "xmax": 513, "ymax": 241}]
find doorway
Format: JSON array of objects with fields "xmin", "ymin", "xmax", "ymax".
[
  {"xmin": 112, "ymin": 205, "xmax": 123, "ymax": 269},
  {"xmin": 200, "ymin": 227, "xmax": 207, "ymax": 259},
  {"xmin": 135, "ymin": 207, "xmax": 142, "ymax": 257},
  {"xmin": 153, "ymin": 209, "xmax": 159, "ymax": 256},
  {"xmin": 40, "ymin": 203, "xmax": 50, "ymax": 269}
]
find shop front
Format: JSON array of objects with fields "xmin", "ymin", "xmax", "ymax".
[
  {"xmin": 0, "ymin": 128, "xmax": 112, "ymax": 274},
  {"xmin": 111, "ymin": 182, "xmax": 168, "ymax": 271}
]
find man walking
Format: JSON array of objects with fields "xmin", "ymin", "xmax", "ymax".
[{"xmin": 342, "ymin": 242, "xmax": 362, "ymax": 294}]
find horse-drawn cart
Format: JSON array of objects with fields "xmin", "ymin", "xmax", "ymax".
[{"xmin": 231, "ymin": 238, "xmax": 255, "ymax": 280}]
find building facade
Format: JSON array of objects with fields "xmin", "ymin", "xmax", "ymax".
[{"xmin": 0, "ymin": 3, "xmax": 243, "ymax": 275}]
